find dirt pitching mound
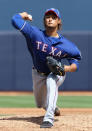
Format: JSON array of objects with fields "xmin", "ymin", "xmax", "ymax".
[{"xmin": 0, "ymin": 108, "xmax": 92, "ymax": 131}]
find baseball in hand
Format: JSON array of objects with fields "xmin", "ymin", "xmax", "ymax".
[{"xmin": 28, "ymin": 14, "xmax": 32, "ymax": 20}]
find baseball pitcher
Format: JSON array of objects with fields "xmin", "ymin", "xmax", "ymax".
[{"xmin": 12, "ymin": 8, "xmax": 81, "ymax": 128}]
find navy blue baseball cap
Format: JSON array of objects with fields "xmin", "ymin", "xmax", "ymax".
[{"xmin": 45, "ymin": 8, "xmax": 61, "ymax": 19}]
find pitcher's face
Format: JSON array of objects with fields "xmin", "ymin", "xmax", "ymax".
[{"xmin": 44, "ymin": 12, "xmax": 61, "ymax": 29}]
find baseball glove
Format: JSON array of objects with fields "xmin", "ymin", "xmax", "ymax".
[{"xmin": 46, "ymin": 56, "xmax": 65, "ymax": 76}]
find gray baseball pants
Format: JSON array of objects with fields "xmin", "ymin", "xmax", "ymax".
[{"xmin": 32, "ymin": 68, "xmax": 66, "ymax": 125}]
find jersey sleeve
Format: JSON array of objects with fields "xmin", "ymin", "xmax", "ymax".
[
  {"xmin": 67, "ymin": 58, "xmax": 80, "ymax": 71},
  {"xmin": 71, "ymin": 47, "xmax": 82, "ymax": 61},
  {"xmin": 11, "ymin": 14, "xmax": 39, "ymax": 39},
  {"xmin": 67, "ymin": 47, "xmax": 81, "ymax": 70}
]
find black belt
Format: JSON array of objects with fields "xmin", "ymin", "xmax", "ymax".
[{"xmin": 32, "ymin": 67, "xmax": 49, "ymax": 76}]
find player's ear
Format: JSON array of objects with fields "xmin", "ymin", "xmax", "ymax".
[
  {"xmin": 57, "ymin": 19, "xmax": 62, "ymax": 30},
  {"xmin": 58, "ymin": 19, "xmax": 61, "ymax": 24}
]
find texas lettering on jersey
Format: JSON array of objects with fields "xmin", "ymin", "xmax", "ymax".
[
  {"xmin": 12, "ymin": 14, "xmax": 81, "ymax": 72},
  {"xmin": 36, "ymin": 41, "xmax": 67, "ymax": 58}
]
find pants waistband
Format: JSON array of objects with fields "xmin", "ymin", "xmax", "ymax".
[{"xmin": 32, "ymin": 67, "xmax": 49, "ymax": 76}]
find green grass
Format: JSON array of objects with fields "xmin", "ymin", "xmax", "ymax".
[
  {"xmin": 0, "ymin": 114, "xmax": 15, "ymax": 116},
  {"xmin": 0, "ymin": 95, "xmax": 35, "ymax": 108},
  {"xmin": 0, "ymin": 95, "xmax": 92, "ymax": 108},
  {"xmin": 57, "ymin": 96, "xmax": 92, "ymax": 108}
]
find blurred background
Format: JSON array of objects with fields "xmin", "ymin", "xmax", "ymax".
[{"xmin": 0, "ymin": 0, "xmax": 92, "ymax": 91}]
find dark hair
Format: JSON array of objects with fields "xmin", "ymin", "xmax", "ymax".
[
  {"xmin": 43, "ymin": 16, "xmax": 62, "ymax": 31},
  {"xmin": 58, "ymin": 20, "xmax": 62, "ymax": 30}
]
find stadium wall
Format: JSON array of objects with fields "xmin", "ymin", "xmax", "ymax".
[{"xmin": 0, "ymin": 31, "xmax": 91, "ymax": 91}]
